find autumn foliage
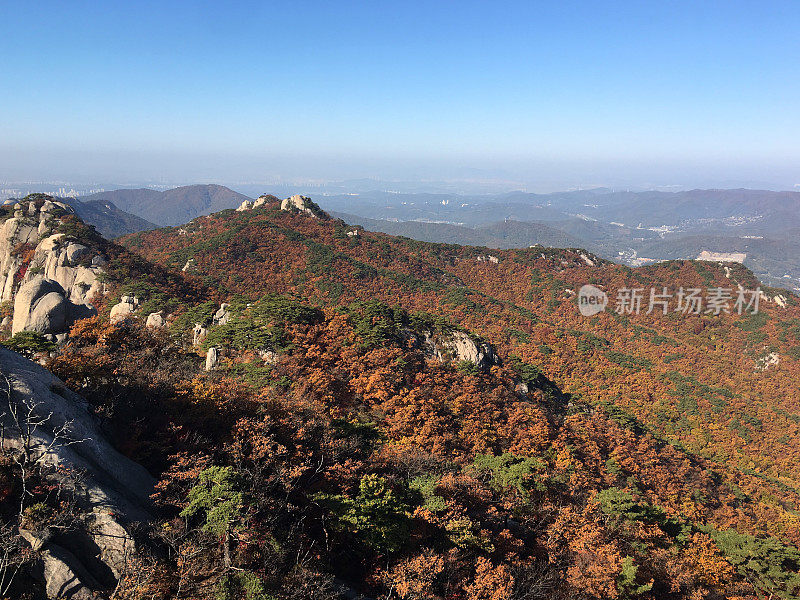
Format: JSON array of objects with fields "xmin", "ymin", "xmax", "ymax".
[{"xmin": 5, "ymin": 203, "xmax": 798, "ymax": 599}]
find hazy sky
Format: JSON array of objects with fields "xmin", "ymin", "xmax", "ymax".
[{"xmin": 2, "ymin": 1, "xmax": 799, "ymax": 190}]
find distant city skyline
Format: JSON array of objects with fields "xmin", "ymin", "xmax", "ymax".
[{"xmin": 2, "ymin": 1, "xmax": 799, "ymax": 191}]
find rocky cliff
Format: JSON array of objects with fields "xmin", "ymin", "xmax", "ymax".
[
  {"xmin": 0, "ymin": 347, "xmax": 155, "ymax": 598},
  {"xmin": 0, "ymin": 198, "xmax": 106, "ymax": 339}
]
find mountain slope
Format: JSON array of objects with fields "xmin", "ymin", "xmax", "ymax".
[
  {"xmin": 66, "ymin": 197, "xmax": 158, "ymax": 237},
  {"xmin": 477, "ymin": 218, "xmax": 591, "ymax": 249},
  {"xmin": 120, "ymin": 198, "xmax": 800, "ymax": 523},
  {"xmin": 110, "ymin": 198, "xmax": 800, "ymax": 598},
  {"xmin": 318, "ymin": 188, "xmax": 800, "ymax": 293}
]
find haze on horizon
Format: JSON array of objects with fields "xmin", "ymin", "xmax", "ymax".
[{"xmin": 2, "ymin": 1, "xmax": 799, "ymax": 192}]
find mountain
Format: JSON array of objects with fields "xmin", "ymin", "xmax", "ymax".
[
  {"xmin": 633, "ymin": 234, "xmax": 800, "ymax": 288},
  {"xmin": 69, "ymin": 185, "xmax": 800, "ymax": 291},
  {"xmin": 477, "ymin": 218, "xmax": 591, "ymax": 249},
  {"xmin": 65, "ymin": 197, "xmax": 158, "ymax": 238},
  {"xmin": 4, "ymin": 195, "xmax": 800, "ymax": 598},
  {"xmin": 81, "ymin": 184, "xmax": 253, "ymax": 226},
  {"xmin": 332, "ymin": 211, "xmax": 590, "ymax": 249}
]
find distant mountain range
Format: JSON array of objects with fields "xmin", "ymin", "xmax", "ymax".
[
  {"xmin": 319, "ymin": 188, "xmax": 800, "ymax": 292},
  {"xmin": 81, "ymin": 184, "xmax": 252, "ymax": 226},
  {"xmin": 316, "ymin": 188, "xmax": 800, "ymax": 232},
  {"xmin": 332, "ymin": 211, "xmax": 589, "ymax": 250}
]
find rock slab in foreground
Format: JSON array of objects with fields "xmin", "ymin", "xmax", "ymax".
[{"xmin": 0, "ymin": 347, "xmax": 156, "ymax": 598}]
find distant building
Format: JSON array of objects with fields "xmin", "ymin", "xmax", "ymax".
[{"xmin": 696, "ymin": 250, "xmax": 746, "ymax": 263}]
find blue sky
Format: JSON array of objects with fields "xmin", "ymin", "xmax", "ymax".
[{"xmin": 1, "ymin": 1, "xmax": 799, "ymax": 189}]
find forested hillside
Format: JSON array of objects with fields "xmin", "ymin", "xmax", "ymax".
[{"xmin": 122, "ymin": 197, "xmax": 800, "ymax": 524}]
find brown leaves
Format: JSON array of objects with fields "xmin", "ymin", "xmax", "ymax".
[
  {"xmin": 387, "ymin": 550, "xmax": 445, "ymax": 600},
  {"xmin": 464, "ymin": 557, "xmax": 514, "ymax": 600}
]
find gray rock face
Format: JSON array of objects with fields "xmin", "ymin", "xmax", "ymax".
[
  {"xmin": 404, "ymin": 328, "xmax": 500, "ymax": 371},
  {"xmin": 205, "ymin": 346, "xmax": 219, "ymax": 371},
  {"xmin": 192, "ymin": 323, "xmax": 208, "ymax": 346},
  {"xmin": 21, "ymin": 527, "xmax": 99, "ymax": 600},
  {"xmin": 442, "ymin": 331, "xmax": 499, "ymax": 370},
  {"xmin": 28, "ymin": 234, "xmax": 103, "ymax": 305},
  {"xmin": 145, "ymin": 311, "xmax": 165, "ymax": 328},
  {"xmin": 109, "ymin": 298, "xmax": 137, "ymax": 323},
  {"xmin": 0, "ymin": 201, "xmax": 106, "ymax": 307},
  {"xmin": 64, "ymin": 242, "xmax": 90, "ymax": 265},
  {"xmin": 0, "ymin": 347, "xmax": 155, "ymax": 597},
  {"xmin": 280, "ymin": 194, "xmax": 326, "ymax": 217},
  {"xmin": 213, "ymin": 303, "xmax": 230, "ymax": 326},
  {"xmin": 252, "ymin": 195, "xmax": 271, "ymax": 208},
  {"xmin": 0, "ymin": 216, "xmax": 39, "ymax": 299},
  {"xmin": 12, "ymin": 277, "xmax": 97, "ymax": 337}
]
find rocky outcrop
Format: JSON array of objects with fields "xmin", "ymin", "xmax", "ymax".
[
  {"xmin": 20, "ymin": 528, "xmax": 99, "ymax": 600},
  {"xmin": 192, "ymin": 323, "xmax": 208, "ymax": 346},
  {"xmin": 26, "ymin": 234, "xmax": 104, "ymax": 305},
  {"xmin": 440, "ymin": 331, "xmax": 499, "ymax": 370},
  {"xmin": 252, "ymin": 194, "xmax": 275, "ymax": 209},
  {"xmin": 213, "ymin": 303, "xmax": 230, "ymax": 326},
  {"xmin": 12, "ymin": 277, "xmax": 97, "ymax": 339},
  {"xmin": 236, "ymin": 196, "xmax": 276, "ymax": 211},
  {"xmin": 205, "ymin": 346, "xmax": 219, "ymax": 371},
  {"xmin": 0, "ymin": 200, "xmax": 105, "ymax": 304},
  {"xmin": 234, "ymin": 194, "xmax": 328, "ymax": 218},
  {"xmin": 402, "ymin": 328, "xmax": 500, "ymax": 371},
  {"xmin": 280, "ymin": 194, "xmax": 327, "ymax": 218},
  {"xmin": 756, "ymin": 351, "xmax": 780, "ymax": 371},
  {"xmin": 145, "ymin": 311, "xmax": 165, "ymax": 328},
  {"xmin": 0, "ymin": 210, "xmax": 39, "ymax": 299},
  {"xmin": 0, "ymin": 347, "xmax": 155, "ymax": 597},
  {"xmin": 259, "ymin": 349, "xmax": 279, "ymax": 364},
  {"xmin": 109, "ymin": 296, "xmax": 139, "ymax": 323},
  {"xmin": 0, "ymin": 198, "xmax": 106, "ymax": 340}
]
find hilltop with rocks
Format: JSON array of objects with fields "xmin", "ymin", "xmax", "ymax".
[{"xmin": 236, "ymin": 193, "xmax": 329, "ymax": 219}]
